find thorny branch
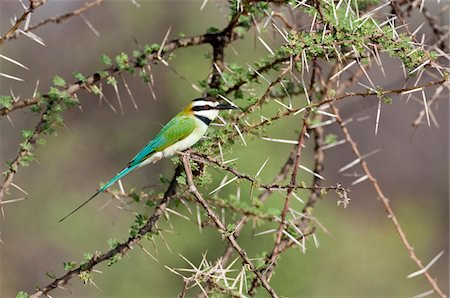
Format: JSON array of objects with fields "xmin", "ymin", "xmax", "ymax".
[
  {"xmin": 198, "ymin": 145, "xmax": 300, "ymax": 298},
  {"xmin": 181, "ymin": 154, "xmax": 279, "ymax": 298},
  {"xmin": 188, "ymin": 151, "xmax": 345, "ymax": 193},
  {"xmin": 397, "ymin": 0, "xmax": 449, "ymax": 50},
  {"xmin": 0, "ymin": 0, "xmax": 47, "ymax": 45},
  {"xmin": 0, "ymin": 102, "xmax": 52, "ymax": 206},
  {"xmin": 3, "ymin": 0, "xmax": 104, "ymax": 42}
]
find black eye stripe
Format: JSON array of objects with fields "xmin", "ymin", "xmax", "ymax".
[{"xmin": 192, "ymin": 105, "xmax": 212, "ymax": 111}]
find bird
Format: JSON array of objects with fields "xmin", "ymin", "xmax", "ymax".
[{"xmin": 59, "ymin": 96, "xmax": 238, "ymax": 222}]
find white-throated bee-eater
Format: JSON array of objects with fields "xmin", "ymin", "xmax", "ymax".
[{"xmin": 59, "ymin": 97, "xmax": 237, "ymax": 222}]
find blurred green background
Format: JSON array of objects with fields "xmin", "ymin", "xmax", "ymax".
[{"xmin": 0, "ymin": 1, "xmax": 448, "ymax": 297}]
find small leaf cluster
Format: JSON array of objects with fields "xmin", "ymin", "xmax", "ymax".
[
  {"xmin": 0, "ymin": 95, "xmax": 14, "ymax": 110},
  {"xmin": 79, "ymin": 271, "xmax": 93, "ymax": 284},
  {"xmin": 107, "ymin": 238, "xmax": 122, "ymax": 266},
  {"xmin": 16, "ymin": 291, "xmax": 28, "ymax": 298},
  {"xmin": 129, "ymin": 213, "xmax": 148, "ymax": 238},
  {"xmin": 63, "ymin": 261, "xmax": 77, "ymax": 271},
  {"xmin": 293, "ymin": 0, "xmax": 433, "ymax": 72},
  {"xmin": 229, "ymin": 0, "xmax": 268, "ymax": 33}
]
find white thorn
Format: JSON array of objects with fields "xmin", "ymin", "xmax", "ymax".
[
  {"xmin": 0, "ymin": 53, "xmax": 29, "ymax": 70},
  {"xmin": 256, "ymin": 156, "xmax": 270, "ymax": 177},
  {"xmin": 407, "ymin": 251, "xmax": 445, "ymax": 279},
  {"xmin": 81, "ymin": 14, "xmax": 100, "ymax": 37},
  {"xmin": 200, "ymin": 0, "xmax": 209, "ymax": 10},
  {"xmin": 375, "ymin": 98, "xmax": 381, "ymax": 135},
  {"xmin": 0, "ymin": 72, "xmax": 24, "ymax": 82},
  {"xmin": 262, "ymin": 137, "xmax": 300, "ymax": 145},
  {"xmin": 299, "ymin": 164, "xmax": 325, "ymax": 180},
  {"xmin": 257, "ymin": 36, "xmax": 275, "ymax": 55},
  {"xmin": 351, "ymin": 174, "xmax": 369, "ymax": 186},
  {"xmin": 209, "ymin": 177, "xmax": 238, "ymax": 195},
  {"xmin": 233, "ymin": 124, "xmax": 247, "ymax": 147},
  {"xmin": 421, "ymin": 90, "xmax": 430, "ymax": 127}
]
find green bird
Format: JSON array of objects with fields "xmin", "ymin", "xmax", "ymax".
[{"xmin": 60, "ymin": 97, "xmax": 237, "ymax": 222}]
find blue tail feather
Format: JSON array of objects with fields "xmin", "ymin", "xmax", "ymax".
[{"xmin": 59, "ymin": 165, "xmax": 137, "ymax": 222}]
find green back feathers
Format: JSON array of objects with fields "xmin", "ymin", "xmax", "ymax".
[{"xmin": 127, "ymin": 115, "xmax": 196, "ymax": 167}]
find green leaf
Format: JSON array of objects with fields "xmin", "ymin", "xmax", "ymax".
[
  {"xmin": 21, "ymin": 129, "xmax": 34, "ymax": 139},
  {"xmin": 206, "ymin": 26, "xmax": 220, "ymax": 34},
  {"xmin": 226, "ymin": 223, "xmax": 236, "ymax": 233},
  {"xmin": 382, "ymin": 96, "xmax": 392, "ymax": 104},
  {"xmin": 115, "ymin": 52, "xmax": 129, "ymax": 71},
  {"xmin": 16, "ymin": 291, "xmax": 28, "ymax": 298},
  {"xmin": 324, "ymin": 134, "xmax": 338, "ymax": 145},
  {"xmin": 63, "ymin": 261, "xmax": 77, "ymax": 271},
  {"xmin": 52, "ymin": 75, "xmax": 66, "ymax": 87},
  {"xmin": 30, "ymin": 105, "xmax": 41, "ymax": 113},
  {"xmin": 100, "ymin": 54, "xmax": 112, "ymax": 65},
  {"xmin": 143, "ymin": 43, "xmax": 160, "ymax": 55},
  {"xmin": 19, "ymin": 141, "xmax": 32, "ymax": 151},
  {"xmin": 106, "ymin": 76, "xmax": 117, "ymax": 86},
  {"xmin": 132, "ymin": 50, "xmax": 142, "ymax": 58},
  {"xmin": 74, "ymin": 72, "xmax": 87, "ymax": 83},
  {"xmin": 107, "ymin": 238, "xmax": 119, "ymax": 249},
  {"xmin": 98, "ymin": 70, "xmax": 109, "ymax": 78},
  {"xmin": 79, "ymin": 271, "xmax": 93, "ymax": 284},
  {"xmin": 176, "ymin": 175, "xmax": 187, "ymax": 185},
  {"xmin": 90, "ymin": 85, "xmax": 102, "ymax": 96},
  {"xmin": 83, "ymin": 252, "xmax": 93, "ymax": 261},
  {"xmin": 108, "ymin": 253, "xmax": 122, "ymax": 266},
  {"xmin": 0, "ymin": 95, "xmax": 13, "ymax": 110},
  {"xmin": 19, "ymin": 154, "xmax": 34, "ymax": 167}
]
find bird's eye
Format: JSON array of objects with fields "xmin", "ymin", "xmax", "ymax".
[{"xmin": 203, "ymin": 105, "xmax": 209, "ymax": 110}]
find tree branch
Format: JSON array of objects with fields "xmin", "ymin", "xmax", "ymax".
[
  {"xmin": 0, "ymin": 0, "xmax": 47, "ymax": 45},
  {"xmin": 181, "ymin": 154, "xmax": 279, "ymax": 298},
  {"xmin": 3, "ymin": 0, "xmax": 104, "ymax": 43}
]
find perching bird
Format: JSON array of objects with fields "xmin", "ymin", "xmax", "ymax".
[{"xmin": 59, "ymin": 97, "xmax": 237, "ymax": 222}]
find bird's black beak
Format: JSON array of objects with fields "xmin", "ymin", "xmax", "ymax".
[{"xmin": 216, "ymin": 103, "xmax": 239, "ymax": 110}]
